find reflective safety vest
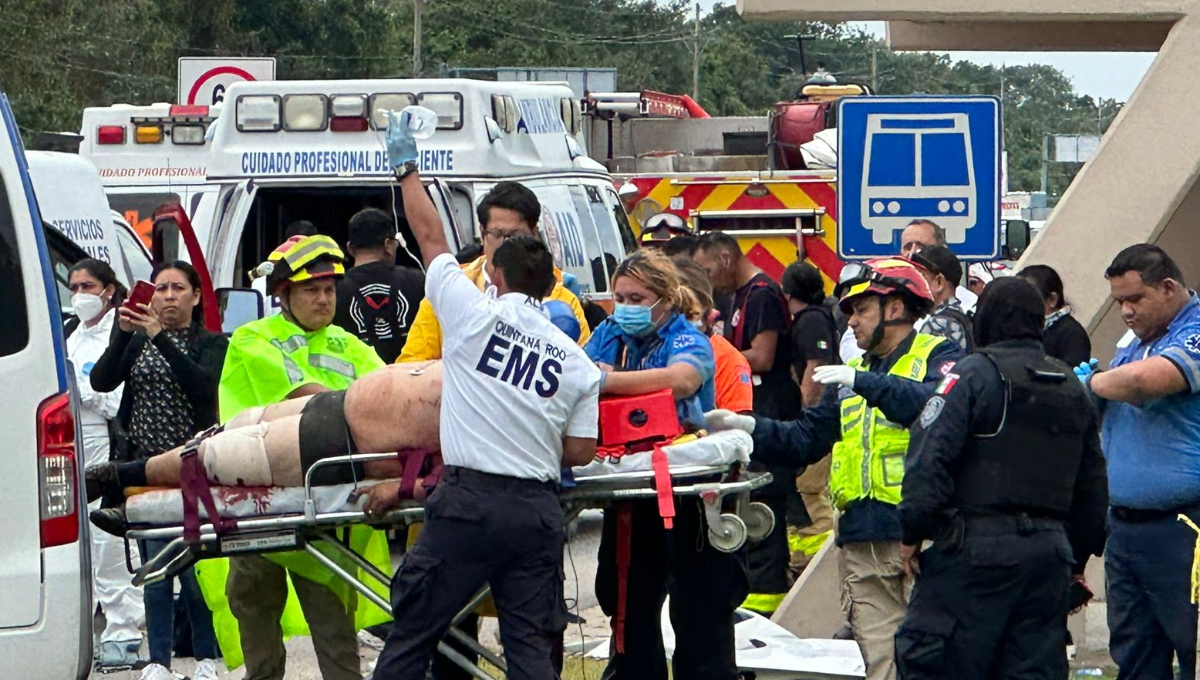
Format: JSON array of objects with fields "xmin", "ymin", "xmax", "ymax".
[{"xmin": 829, "ymin": 334, "xmax": 945, "ymax": 510}]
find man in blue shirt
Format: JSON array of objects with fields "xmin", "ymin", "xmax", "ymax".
[{"xmin": 1079, "ymin": 244, "xmax": 1200, "ymax": 680}]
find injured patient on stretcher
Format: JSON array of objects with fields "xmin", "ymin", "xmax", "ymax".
[{"xmin": 88, "ymin": 361, "xmax": 446, "ymax": 506}]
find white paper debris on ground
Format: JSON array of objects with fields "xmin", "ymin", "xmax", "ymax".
[{"xmin": 582, "ymin": 599, "xmax": 865, "ymax": 678}]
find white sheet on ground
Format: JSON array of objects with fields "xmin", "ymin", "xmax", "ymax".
[
  {"xmin": 572, "ymin": 430, "xmax": 752, "ymax": 478},
  {"xmin": 585, "ymin": 603, "xmax": 864, "ymax": 678}
]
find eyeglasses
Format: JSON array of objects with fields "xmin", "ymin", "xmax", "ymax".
[{"xmin": 484, "ymin": 229, "xmax": 531, "ymax": 242}]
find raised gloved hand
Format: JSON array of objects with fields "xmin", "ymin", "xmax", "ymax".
[
  {"xmin": 1074, "ymin": 359, "xmax": 1100, "ymax": 386},
  {"xmin": 385, "ymin": 110, "xmax": 419, "ymax": 170},
  {"xmin": 704, "ymin": 409, "xmax": 756, "ymax": 435},
  {"xmin": 813, "ymin": 364, "xmax": 857, "ymax": 388}
]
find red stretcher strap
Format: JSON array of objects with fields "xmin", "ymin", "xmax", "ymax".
[
  {"xmin": 179, "ymin": 447, "xmax": 235, "ymax": 543},
  {"xmin": 652, "ymin": 444, "xmax": 675, "ymax": 530},
  {"xmin": 614, "ymin": 503, "xmax": 633, "ymax": 654}
]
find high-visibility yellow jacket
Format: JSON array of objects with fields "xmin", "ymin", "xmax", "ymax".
[
  {"xmin": 830, "ymin": 333, "xmax": 946, "ymax": 509},
  {"xmin": 397, "ymin": 255, "xmax": 591, "ymax": 362}
]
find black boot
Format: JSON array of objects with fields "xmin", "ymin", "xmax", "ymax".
[
  {"xmin": 85, "ymin": 460, "xmax": 149, "ymax": 506},
  {"xmin": 89, "ymin": 506, "xmax": 128, "ymax": 537}
]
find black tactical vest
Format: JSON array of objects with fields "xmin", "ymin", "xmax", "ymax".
[{"xmin": 950, "ymin": 346, "xmax": 1090, "ymax": 518}]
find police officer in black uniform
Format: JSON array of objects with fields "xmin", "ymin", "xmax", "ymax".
[{"xmin": 894, "ymin": 277, "xmax": 1108, "ymax": 680}]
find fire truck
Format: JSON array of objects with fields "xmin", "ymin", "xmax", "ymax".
[{"xmin": 585, "ymin": 83, "xmax": 867, "ymax": 288}]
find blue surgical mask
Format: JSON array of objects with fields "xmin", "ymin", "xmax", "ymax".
[{"xmin": 613, "ymin": 301, "xmax": 659, "ymax": 337}]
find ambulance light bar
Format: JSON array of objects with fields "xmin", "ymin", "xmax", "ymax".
[
  {"xmin": 237, "ymin": 95, "xmax": 282, "ymax": 132},
  {"xmin": 283, "ymin": 94, "xmax": 328, "ymax": 132},
  {"xmin": 169, "ymin": 105, "xmax": 209, "ymax": 118},
  {"xmin": 96, "ymin": 125, "xmax": 126, "ymax": 145}
]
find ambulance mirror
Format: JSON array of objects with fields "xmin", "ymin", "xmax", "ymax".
[
  {"xmin": 217, "ymin": 287, "xmax": 263, "ymax": 335},
  {"xmin": 1005, "ymin": 220, "xmax": 1031, "ymax": 260}
]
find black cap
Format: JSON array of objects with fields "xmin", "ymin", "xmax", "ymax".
[{"xmin": 911, "ymin": 244, "xmax": 963, "ymax": 287}]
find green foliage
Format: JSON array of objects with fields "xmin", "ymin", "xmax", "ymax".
[{"xmin": 0, "ymin": 0, "xmax": 1117, "ymax": 195}]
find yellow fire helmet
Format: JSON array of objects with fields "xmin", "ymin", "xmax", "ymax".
[{"xmin": 263, "ymin": 234, "xmax": 346, "ymax": 295}]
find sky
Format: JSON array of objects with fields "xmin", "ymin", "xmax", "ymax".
[{"xmin": 683, "ymin": 1, "xmax": 1156, "ymax": 102}]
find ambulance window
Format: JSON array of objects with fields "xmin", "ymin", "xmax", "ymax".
[
  {"xmin": 114, "ymin": 224, "xmax": 152, "ymax": 283},
  {"xmin": 568, "ymin": 185, "xmax": 607, "ymax": 293},
  {"xmin": 0, "ymin": 174, "xmax": 31, "ymax": 355},
  {"xmin": 588, "ymin": 185, "xmax": 629, "ymax": 290},
  {"xmin": 604, "ymin": 187, "xmax": 638, "ymax": 254},
  {"xmin": 107, "ymin": 192, "xmax": 183, "ymax": 249}
]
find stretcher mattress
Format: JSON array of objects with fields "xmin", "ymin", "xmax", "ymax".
[
  {"xmin": 572, "ymin": 429, "xmax": 752, "ymax": 478},
  {"xmin": 125, "ymin": 482, "xmax": 385, "ymax": 525}
]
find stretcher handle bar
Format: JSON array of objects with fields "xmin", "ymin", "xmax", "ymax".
[
  {"xmin": 435, "ymin": 643, "xmax": 501, "ymax": 680},
  {"xmin": 447, "ymin": 626, "xmax": 508, "ymax": 675},
  {"xmin": 304, "ymin": 452, "xmax": 400, "ymax": 503},
  {"xmin": 303, "ymin": 543, "xmax": 499, "ymax": 680},
  {"xmin": 313, "ymin": 529, "xmax": 392, "ymax": 588},
  {"xmin": 562, "ymin": 475, "xmax": 772, "ymax": 503},
  {"xmin": 133, "ymin": 537, "xmax": 198, "ymax": 586},
  {"xmin": 125, "ymin": 509, "xmax": 414, "ymax": 541}
]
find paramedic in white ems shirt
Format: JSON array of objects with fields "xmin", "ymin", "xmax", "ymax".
[{"xmin": 370, "ymin": 110, "xmax": 601, "ymax": 680}]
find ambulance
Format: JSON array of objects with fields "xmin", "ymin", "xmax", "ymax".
[
  {"xmin": 78, "ymin": 102, "xmax": 221, "ymax": 249},
  {"xmin": 201, "ymin": 78, "xmax": 637, "ymax": 308}
]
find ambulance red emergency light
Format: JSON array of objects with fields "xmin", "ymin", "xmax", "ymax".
[{"xmin": 78, "ymin": 103, "xmax": 221, "ymax": 249}]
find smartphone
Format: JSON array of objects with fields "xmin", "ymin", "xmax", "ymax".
[
  {"xmin": 123, "ymin": 280, "xmax": 155, "ymax": 313},
  {"xmin": 1068, "ymin": 581, "xmax": 1094, "ymax": 610}
]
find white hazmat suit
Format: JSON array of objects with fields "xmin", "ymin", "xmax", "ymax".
[{"xmin": 68, "ymin": 307, "xmax": 145, "ymax": 664}]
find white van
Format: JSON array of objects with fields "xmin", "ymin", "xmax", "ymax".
[
  {"xmin": 78, "ymin": 102, "xmax": 221, "ymax": 254},
  {"xmin": 26, "ymin": 151, "xmax": 154, "ymax": 311},
  {"xmin": 0, "ymin": 89, "xmax": 92, "ymax": 678},
  {"xmin": 202, "ymin": 78, "xmax": 637, "ymax": 308}
]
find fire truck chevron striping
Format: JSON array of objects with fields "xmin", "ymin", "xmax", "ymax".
[{"xmin": 627, "ymin": 172, "xmax": 845, "ymax": 288}]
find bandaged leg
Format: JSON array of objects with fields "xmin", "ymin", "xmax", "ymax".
[
  {"xmin": 199, "ymin": 421, "xmax": 305, "ymax": 487},
  {"xmin": 225, "ymin": 395, "xmax": 312, "ymax": 429}
]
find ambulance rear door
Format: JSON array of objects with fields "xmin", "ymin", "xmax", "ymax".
[{"xmin": 209, "ymin": 180, "xmax": 258, "ymax": 289}]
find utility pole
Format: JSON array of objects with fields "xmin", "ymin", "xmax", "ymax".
[
  {"xmin": 413, "ymin": 0, "xmax": 423, "ymax": 77},
  {"xmin": 870, "ymin": 47, "xmax": 877, "ymax": 92},
  {"xmin": 692, "ymin": 3, "xmax": 700, "ymax": 102}
]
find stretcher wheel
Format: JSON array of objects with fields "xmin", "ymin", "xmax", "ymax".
[
  {"xmin": 708, "ymin": 514, "xmax": 747, "ymax": 553},
  {"xmin": 742, "ymin": 501, "xmax": 775, "ymax": 541}
]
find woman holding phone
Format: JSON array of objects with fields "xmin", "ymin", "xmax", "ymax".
[{"xmin": 91, "ymin": 261, "xmax": 228, "ymax": 680}]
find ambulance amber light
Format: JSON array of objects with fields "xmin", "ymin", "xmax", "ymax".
[
  {"xmin": 237, "ymin": 95, "xmax": 282, "ymax": 132},
  {"xmin": 330, "ymin": 117, "xmax": 368, "ymax": 132},
  {"xmin": 283, "ymin": 94, "xmax": 328, "ymax": 132},
  {"xmin": 172, "ymin": 124, "xmax": 206, "ymax": 145},
  {"xmin": 97, "ymin": 125, "xmax": 126, "ymax": 145},
  {"xmin": 135, "ymin": 125, "xmax": 163, "ymax": 144}
]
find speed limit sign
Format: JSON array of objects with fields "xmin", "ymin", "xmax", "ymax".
[{"xmin": 178, "ymin": 58, "xmax": 276, "ymax": 106}]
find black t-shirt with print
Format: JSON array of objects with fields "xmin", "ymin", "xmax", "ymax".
[
  {"xmin": 722, "ymin": 273, "xmax": 801, "ymax": 421},
  {"xmin": 333, "ymin": 261, "xmax": 425, "ymax": 364},
  {"xmin": 790, "ymin": 304, "xmax": 839, "ymax": 380}
]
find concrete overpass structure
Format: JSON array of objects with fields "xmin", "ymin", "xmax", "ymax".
[{"xmin": 738, "ymin": 0, "xmax": 1200, "ymax": 358}]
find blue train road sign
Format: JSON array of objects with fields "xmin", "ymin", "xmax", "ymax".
[{"xmin": 837, "ymin": 96, "xmax": 1001, "ymax": 261}]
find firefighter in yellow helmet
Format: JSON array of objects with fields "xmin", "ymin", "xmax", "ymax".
[
  {"xmin": 214, "ymin": 234, "xmax": 390, "ymax": 680},
  {"xmin": 706, "ymin": 257, "xmax": 965, "ymax": 680}
]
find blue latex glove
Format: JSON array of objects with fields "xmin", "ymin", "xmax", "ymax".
[
  {"xmin": 1074, "ymin": 359, "xmax": 1100, "ymax": 385},
  {"xmin": 385, "ymin": 110, "xmax": 419, "ymax": 169}
]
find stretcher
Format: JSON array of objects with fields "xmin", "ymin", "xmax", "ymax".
[{"xmin": 120, "ymin": 430, "xmax": 774, "ymax": 680}]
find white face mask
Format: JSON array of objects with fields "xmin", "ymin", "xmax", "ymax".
[{"xmin": 71, "ymin": 293, "xmax": 105, "ymax": 322}]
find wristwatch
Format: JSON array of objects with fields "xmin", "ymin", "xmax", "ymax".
[{"xmin": 394, "ymin": 160, "xmax": 419, "ymax": 180}]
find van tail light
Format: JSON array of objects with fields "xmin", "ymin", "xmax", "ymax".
[
  {"xmin": 38, "ymin": 393, "xmax": 78, "ymax": 548},
  {"xmin": 97, "ymin": 125, "xmax": 126, "ymax": 145}
]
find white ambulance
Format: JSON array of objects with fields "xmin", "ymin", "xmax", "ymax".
[
  {"xmin": 203, "ymin": 78, "xmax": 637, "ymax": 306},
  {"xmin": 78, "ymin": 102, "xmax": 221, "ymax": 251}
]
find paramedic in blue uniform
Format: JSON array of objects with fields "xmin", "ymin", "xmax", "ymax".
[
  {"xmin": 894, "ymin": 277, "xmax": 1108, "ymax": 680},
  {"xmin": 1076, "ymin": 244, "xmax": 1200, "ymax": 680},
  {"xmin": 584, "ymin": 249, "xmax": 748, "ymax": 680},
  {"xmin": 364, "ymin": 111, "xmax": 601, "ymax": 680}
]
